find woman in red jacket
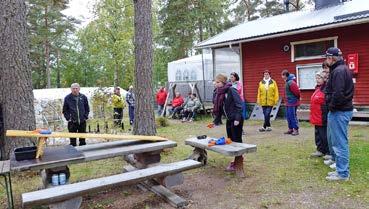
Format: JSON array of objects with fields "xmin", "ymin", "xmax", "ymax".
[{"xmin": 310, "ymin": 71, "xmax": 329, "ymax": 157}]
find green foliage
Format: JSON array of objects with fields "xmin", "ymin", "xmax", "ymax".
[
  {"xmin": 77, "ymin": 0, "xmax": 135, "ymax": 89},
  {"xmin": 27, "ymin": 0, "xmax": 79, "ymax": 89},
  {"xmin": 156, "ymin": 117, "xmax": 169, "ymax": 127},
  {"xmin": 157, "ymin": 0, "xmax": 232, "ymax": 60}
]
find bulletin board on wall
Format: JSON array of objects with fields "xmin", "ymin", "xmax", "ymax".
[{"xmin": 296, "ymin": 64, "xmax": 322, "ymax": 90}]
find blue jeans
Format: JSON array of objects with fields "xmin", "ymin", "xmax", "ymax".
[
  {"xmin": 286, "ymin": 106, "xmax": 299, "ymax": 130},
  {"xmin": 327, "ymin": 123, "xmax": 336, "ymax": 159},
  {"xmin": 158, "ymin": 104, "xmax": 165, "ymax": 116},
  {"xmin": 328, "ymin": 111, "xmax": 353, "ymax": 178},
  {"xmin": 262, "ymin": 106, "xmax": 272, "ymax": 128},
  {"xmin": 128, "ymin": 106, "xmax": 134, "ymax": 125}
]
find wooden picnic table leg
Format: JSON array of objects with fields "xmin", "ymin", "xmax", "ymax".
[
  {"xmin": 40, "ymin": 166, "xmax": 82, "ymax": 209},
  {"xmin": 234, "ymin": 155, "xmax": 245, "ymax": 178},
  {"xmin": 36, "ymin": 137, "xmax": 48, "ymax": 158},
  {"xmin": 188, "ymin": 147, "xmax": 207, "ymax": 165},
  {"xmin": 123, "ymin": 151, "xmax": 188, "ymax": 208}
]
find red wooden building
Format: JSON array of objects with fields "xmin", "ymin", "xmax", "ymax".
[{"xmin": 197, "ymin": 0, "xmax": 369, "ymax": 107}]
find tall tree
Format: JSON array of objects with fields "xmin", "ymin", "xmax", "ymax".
[
  {"xmin": 27, "ymin": 0, "xmax": 78, "ymax": 89},
  {"xmin": 77, "ymin": 0, "xmax": 134, "ymax": 88},
  {"xmin": 0, "ymin": 0, "xmax": 36, "ymax": 159},
  {"xmin": 259, "ymin": 0, "xmax": 285, "ymax": 17},
  {"xmin": 158, "ymin": 0, "xmax": 231, "ymax": 60},
  {"xmin": 133, "ymin": 0, "xmax": 156, "ymax": 135},
  {"xmin": 232, "ymin": 0, "xmax": 262, "ymax": 24}
]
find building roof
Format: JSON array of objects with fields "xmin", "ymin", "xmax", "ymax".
[{"xmin": 197, "ymin": 0, "xmax": 369, "ymax": 48}]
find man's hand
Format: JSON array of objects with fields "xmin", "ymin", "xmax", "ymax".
[{"xmin": 234, "ymin": 120, "xmax": 240, "ymax": 126}]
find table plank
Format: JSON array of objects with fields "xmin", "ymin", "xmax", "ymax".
[
  {"xmin": 0, "ymin": 160, "xmax": 10, "ymax": 174},
  {"xmin": 22, "ymin": 160, "xmax": 202, "ymax": 207},
  {"xmin": 80, "ymin": 140, "xmax": 177, "ymax": 162},
  {"xmin": 6, "ymin": 130, "xmax": 167, "ymax": 142},
  {"xmin": 10, "ymin": 146, "xmax": 85, "ymax": 172},
  {"xmin": 185, "ymin": 137, "xmax": 257, "ymax": 156}
]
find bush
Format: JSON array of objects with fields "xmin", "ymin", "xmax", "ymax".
[{"xmin": 156, "ymin": 117, "xmax": 169, "ymax": 127}]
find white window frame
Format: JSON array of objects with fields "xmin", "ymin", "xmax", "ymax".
[
  {"xmin": 291, "ymin": 36, "xmax": 338, "ymax": 62},
  {"xmin": 296, "ymin": 63, "xmax": 322, "ymax": 90}
]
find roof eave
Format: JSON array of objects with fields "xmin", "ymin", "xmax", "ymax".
[{"xmin": 195, "ymin": 17, "xmax": 369, "ymax": 49}]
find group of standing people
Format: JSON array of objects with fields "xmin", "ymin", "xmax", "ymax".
[
  {"xmin": 310, "ymin": 47, "xmax": 354, "ymax": 181},
  {"xmin": 111, "ymin": 86, "xmax": 136, "ymax": 127}
]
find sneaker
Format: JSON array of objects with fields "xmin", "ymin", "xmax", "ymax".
[
  {"xmin": 226, "ymin": 162, "xmax": 235, "ymax": 172},
  {"xmin": 310, "ymin": 151, "xmax": 324, "ymax": 157},
  {"xmin": 182, "ymin": 118, "xmax": 186, "ymax": 123},
  {"xmin": 323, "ymin": 155, "xmax": 332, "ymax": 160},
  {"xmin": 284, "ymin": 129, "xmax": 293, "ymax": 134},
  {"xmin": 188, "ymin": 118, "xmax": 194, "ymax": 122},
  {"xmin": 328, "ymin": 171, "xmax": 338, "ymax": 176},
  {"xmin": 326, "ymin": 173, "xmax": 349, "ymax": 181},
  {"xmin": 291, "ymin": 129, "xmax": 299, "ymax": 136},
  {"xmin": 259, "ymin": 127, "xmax": 266, "ymax": 132},
  {"xmin": 265, "ymin": 127, "xmax": 272, "ymax": 131},
  {"xmin": 324, "ymin": 159, "xmax": 334, "ymax": 165},
  {"xmin": 330, "ymin": 163, "xmax": 336, "ymax": 170}
]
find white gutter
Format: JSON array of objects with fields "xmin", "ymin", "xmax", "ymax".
[{"xmin": 196, "ymin": 17, "xmax": 369, "ymax": 49}]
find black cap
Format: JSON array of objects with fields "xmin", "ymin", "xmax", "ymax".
[{"xmin": 326, "ymin": 47, "xmax": 342, "ymax": 57}]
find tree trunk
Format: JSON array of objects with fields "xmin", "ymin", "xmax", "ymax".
[
  {"xmin": 56, "ymin": 49, "xmax": 61, "ymax": 88},
  {"xmin": 133, "ymin": 0, "xmax": 156, "ymax": 135},
  {"xmin": 0, "ymin": 0, "xmax": 36, "ymax": 159},
  {"xmin": 44, "ymin": 5, "xmax": 51, "ymax": 88}
]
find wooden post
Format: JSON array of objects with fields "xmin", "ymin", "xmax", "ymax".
[{"xmin": 234, "ymin": 156, "xmax": 245, "ymax": 178}]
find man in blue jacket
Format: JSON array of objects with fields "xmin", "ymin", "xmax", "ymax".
[
  {"xmin": 62, "ymin": 83, "xmax": 90, "ymax": 146},
  {"xmin": 324, "ymin": 47, "xmax": 354, "ymax": 181}
]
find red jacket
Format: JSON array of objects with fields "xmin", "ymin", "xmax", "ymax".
[
  {"xmin": 156, "ymin": 89, "xmax": 167, "ymax": 105},
  {"xmin": 310, "ymin": 85, "xmax": 327, "ymax": 126},
  {"xmin": 172, "ymin": 96, "xmax": 184, "ymax": 108}
]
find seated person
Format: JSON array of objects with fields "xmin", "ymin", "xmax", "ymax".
[
  {"xmin": 168, "ymin": 92, "xmax": 184, "ymax": 119},
  {"xmin": 182, "ymin": 93, "xmax": 201, "ymax": 122}
]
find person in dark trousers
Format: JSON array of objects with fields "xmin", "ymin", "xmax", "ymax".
[
  {"xmin": 257, "ymin": 70, "xmax": 279, "ymax": 132},
  {"xmin": 324, "ymin": 47, "xmax": 354, "ymax": 181},
  {"xmin": 281, "ymin": 70, "xmax": 300, "ymax": 136},
  {"xmin": 126, "ymin": 85, "xmax": 135, "ymax": 126},
  {"xmin": 62, "ymin": 83, "xmax": 90, "ymax": 146},
  {"xmin": 310, "ymin": 71, "xmax": 329, "ymax": 158},
  {"xmin": 214, "ymin": 74, "xmax": 244, "ymax": 173},
  {"xmin": 111, "ymin": 87, "xmax": 125, "ymax": 127}
]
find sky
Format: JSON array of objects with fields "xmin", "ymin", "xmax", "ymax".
[{"xmin": 62, "ymin": 0, "xmax": 96, "ymax": 27}]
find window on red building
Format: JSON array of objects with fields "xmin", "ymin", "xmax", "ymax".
[{"xmin": 291, "ymin": 37, "xmax": 337, "ymax": 62}]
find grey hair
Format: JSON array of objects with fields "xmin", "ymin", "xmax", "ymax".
[{"xmin": 71, "ymin": 83, "xmax": 80, "ymax": 88}]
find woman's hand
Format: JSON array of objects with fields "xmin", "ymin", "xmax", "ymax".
[{"xmin": 234, "ymin": 120, "xmax": 240, "ymax": 126}]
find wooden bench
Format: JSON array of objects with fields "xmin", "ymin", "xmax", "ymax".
[
  {"xmin": 22, "ymin": 159, "xmax": 201, "ymax": 209},
  {"xmin": 185, "ymin": 137, "xmax": 257, "ymax": 177}
]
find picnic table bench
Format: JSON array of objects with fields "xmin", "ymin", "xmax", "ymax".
[
  {"xmin": 7, "ymin": 131, "xmax": 202, "ymax": 209},
  {"xmin": 185, "ymin": 137, "xmax": 257, "ymax": 177}
]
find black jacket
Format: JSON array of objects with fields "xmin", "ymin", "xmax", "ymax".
[
  {"xmin": 325, "ymin": 60, "xmax": 354, "ymax": 112},
  {"xmin": 223, "ymin": 87, "xmax": 243, "ymax": 121},
  {"xmin": 62, "ymin": 93, "xmax": 90, "ymax": 123}
]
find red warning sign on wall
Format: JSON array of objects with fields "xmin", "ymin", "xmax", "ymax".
[{"xmin": 347, "ymin": 53, "xmax": 358, "ymax": 74}]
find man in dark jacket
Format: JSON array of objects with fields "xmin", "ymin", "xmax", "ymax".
[
  {"xmin": 324, "ymin": 47, "xmax": 354, "ymax": 181},
  {"xmin": 62, "ymin": 83, "xmax": 90, "ymax": 146}
]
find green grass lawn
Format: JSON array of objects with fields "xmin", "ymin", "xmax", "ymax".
[{"xmin": 1, "ymin": 117, "xmax": 368, "ymax": 208}]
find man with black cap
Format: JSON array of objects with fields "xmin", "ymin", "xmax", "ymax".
[{"xmin": 324, "ymin": 47, "xmax": 354, "ymax": 181}]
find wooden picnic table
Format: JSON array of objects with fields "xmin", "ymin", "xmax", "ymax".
[
  {"xmin": 8, "ymin": 135, "xmax": 200, "ymax": 208},
  {"xmin": 185, "ymin": 137, "xmax": 257, "ymax": 177},
  {"xmin": 6, "ymin": 130, "xmax": 168, "ymax": 158}
]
